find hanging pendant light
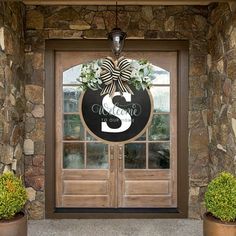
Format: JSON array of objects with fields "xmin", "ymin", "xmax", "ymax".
[{"xmin": 107, "ymin": 2, "xmax": 127, "ymax": 58}]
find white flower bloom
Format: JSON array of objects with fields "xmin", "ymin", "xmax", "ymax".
[
  {"xmin": 95, "ymin": 68, "xmax": 101, "ymax": 78},
  {"xmin": 130, "ymin": 60, "xmax": 140, "ymax": 70}
]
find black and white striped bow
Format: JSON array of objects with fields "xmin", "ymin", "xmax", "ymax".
[{"xmin": 100, "ymin": 57, "xmax": 133, "ymax": 96}]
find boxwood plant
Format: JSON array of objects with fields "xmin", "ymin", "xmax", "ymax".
[
  {"xmin": 0, "ymin": 171, "xmax": 27, "ymax": 220},
  {"xmin": 205, "ymin": 172, "xmax": 236, "ymax": 222}
]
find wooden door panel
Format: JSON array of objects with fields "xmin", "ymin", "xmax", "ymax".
[
  {"xmin": 119, "ymin": 168, "xmax": 175, "ymax": 207},
  {"xmin": 63, "ymin": 180, "xmax": 108, "ymax": 195},
  {"xmin": 56, "ymin": 50, "xmax": 178, "ymax": 209},
  {"xmin": 118, "ymin": 51, "xmax": 177, "ymax": 208},
  {"xmin": 62, "ymin": 196, "xmax": 110, "ymax": 208},
  {"xmin": 125, "ymin": 180, "xmax": 169, "ymax": 195},
  {"xmin": 55, "ymin": 51, "xmax": 115, "ymax": 208},
  {"xmin": 58, "ymin": 169, "xmax": 113, "ymax": 207},
  {"xmin": 124, "ymin": 170, "xmax": 171, "ymax": 180},
  {"xmin": 122, "ymin": 196, "xmax": 172, "ymax": 208},
  {"xmin": 60, "ymin": 169, "xmax": 112, "ymax": 207},
  {"xmin": 62, "ymin": 169, "xmax": 109, "ymax": 180}
]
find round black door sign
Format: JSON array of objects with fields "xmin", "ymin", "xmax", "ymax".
[{"xmin": 80, "ymin": 87, "xmax": 153, "ymax": 143}]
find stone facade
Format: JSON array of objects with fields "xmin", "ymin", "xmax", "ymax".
[
  {"xmin": 0, "ymin": 2, "xmax": 235, "ymax": 220},
  {"xmin": 207, "ymin": 4, "xmax": 236, "ymax": 178},
  {"xmin": 0, "ymin": 2, "xmax": 25, "ymax": 175},
  {"xmin": 24, "ymin": 4, "xmax": 210, "ymax": 219}
]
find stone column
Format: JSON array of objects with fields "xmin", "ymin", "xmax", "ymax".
[{"xmin": 0, "ymin": 2, "xmax": 26, "ymax": 176}]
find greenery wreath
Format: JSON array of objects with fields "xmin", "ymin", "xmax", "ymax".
[{"xmin": 77, "ymin": 57, "xmax": 155, "ymax": 96}]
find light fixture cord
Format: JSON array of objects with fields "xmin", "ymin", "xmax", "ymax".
[{"xmin": 116, "ymin": 1, "xmax": 118, "ymax": 28}]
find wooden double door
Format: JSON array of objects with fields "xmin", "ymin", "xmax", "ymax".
[{"xmin": 55, "ymin": 50, "xmax": 177, "ymax": 209}]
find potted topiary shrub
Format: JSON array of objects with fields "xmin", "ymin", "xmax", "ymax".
[
  {"xmin": 203, "ymin": 171, "xmax": 236, "ymax": 236},
  {"xmin": 0, "ymin": 171, "xmax": 28, "ymax": 236}
]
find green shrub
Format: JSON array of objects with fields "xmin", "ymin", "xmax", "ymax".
[
  {"xmin": 0, "ymin": 171, "xmax": 27, "ymax": 220},
  {"xmin": 205, "ymin": 172, "xmax": 236, "ymax": 222}
]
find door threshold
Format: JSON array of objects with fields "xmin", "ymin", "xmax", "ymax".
[{"xmin": 46, "ymin": 207, "xmax": 187, "ymax": 219}]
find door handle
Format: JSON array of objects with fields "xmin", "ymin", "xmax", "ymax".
[
  {"xmin": 110, "ymin": 146, "xmax": 114, "ymax": 172},
  {"xmin": 118, "ymin": 146, "xmax": 123, "ymax": 172}
]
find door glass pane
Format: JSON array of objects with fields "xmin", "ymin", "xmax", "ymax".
[
  {"xmin": 63, "ymin": 143, "xmax": 84, "ymax": 169},
  {"xmin": 63, "ymin": 65, "xmax": 82, "ymax": 84},
  {"xmin": 86, "ymin": 132, "xmax": 96, "ymax": 141},
  {"xmin": 63, "ymin": 86, "xmax": 81, "ymax": 112},
  {"xmin": 149, "ymin": 114, "xmax": 170, "ymax": 141},
  {"xmin": 152, "ymin": 66, "xmax": 170, "ymax": 85},
  {"xmin": 64, "ymin": 115, "xmax": 84, "ymax": 140},
  {"xmin": 136, "ymin": 131, "xmax": 146, "ymax": 141},
  {"xmin": 149, "ymin": 142, "xmax": 170, "ymax": 169},
  {"xmin": 87, "ymin": 143, "xmax": 108, "ymax": 169},
  {"xmin": 150, "ymin": 86, "xmax": 170, "ymax": 112},
  {"xmin": 125, "ymin": 143, "xmax": 146, "ymax": 169}
]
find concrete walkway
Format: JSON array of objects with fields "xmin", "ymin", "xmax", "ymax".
[{"xmin": 29, "ymin": 219, "xmax": 203, "ymax": 236}]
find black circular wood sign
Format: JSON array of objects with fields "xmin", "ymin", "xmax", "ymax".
[{"xmin": 80, "ymin": 87, "xmax": 153, "ymax": 144}]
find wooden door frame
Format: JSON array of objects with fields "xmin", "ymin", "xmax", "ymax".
[{"xmin": 45, "ymin": 39, "xmax": 189, "ymax": 219}]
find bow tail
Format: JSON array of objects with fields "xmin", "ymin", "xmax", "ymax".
[
  {"xmin": 117, "ymin": 79, "xmax": 134, "ymax": 95},
  {"xmin": 124, "ymin": 83, "xmax": 134, "ymax": 95},
  {"xmin": 100, "ymin": 82, "xmax": 116, "ymax": 96}
]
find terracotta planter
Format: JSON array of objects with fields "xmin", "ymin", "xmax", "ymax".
[
  {"xmin": 203, "ymin": 212, "xmax": 236, "ymax": 236},
  {"xmin": 0, "ymin": 212, "xmax": 27, "ymax": 236}
]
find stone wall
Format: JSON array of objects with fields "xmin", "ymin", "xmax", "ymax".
[
  {"xmin": 24, "ymin": 4, "xmax": 210, "ymax": 219},
  {"xmin": 0, "ymin": 2, "xmax": 25, "ymax": 175},
  {"xmin": 207, "ymin": 3, "xmax": 236, "ymax": 177},
  {"xmin": 1, "ymin": 0, "xmax": 235, "ymax": 222}
]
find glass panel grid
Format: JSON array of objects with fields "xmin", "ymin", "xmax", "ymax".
[
  {"xmin": 148, "ymin": 142, "xmax": 170, "ymax": 169},
  {"xmin": 151, "ymin": 66, "xmax": 170, "ymax": 85},
  {"xmin": 149, "ymin": 114, "xmax": 170, "ymax": 141},
  {"xmin": 63, "ymin": 114, "xmax": 84, "ymax": 140},
  {"xmin": 124, "ymin": 81, "xmax": 171, "ymax": 169},
  {"xmin": 87, "ymin": 143, "xmax": 108, "ymax": 169},
  {"xmin": 63, "ymin": 65, "xmax": 82, "ymax": 84},
  {"xmin": 62, "ymin": 71, "xmax": 108, "ymax": 169},
  {"xmin": 63, "ymin": 86, "xmax": 81, "ymax": 113},
  {"xmin": 150, "ymin": 86, "xmax": 170, "ymax": 113},
  {"xmin": 124, "ymin": 143, "xmax": 146, "ymax": 169},
  {"xmin": 63, "ymin": 140, "xmax": 109, "ymax": 170},
  {"xmin": 62, "ymin": 63, "xmax": 171, "ymax": 171},
  {"xmin": 63, "ymin": 143, "xmax": 85, "ymax": 169}
]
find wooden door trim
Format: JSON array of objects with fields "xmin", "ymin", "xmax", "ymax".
[{"xmin": 45, "ymin": 39, "xmax": 189, "ymax": 219}]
